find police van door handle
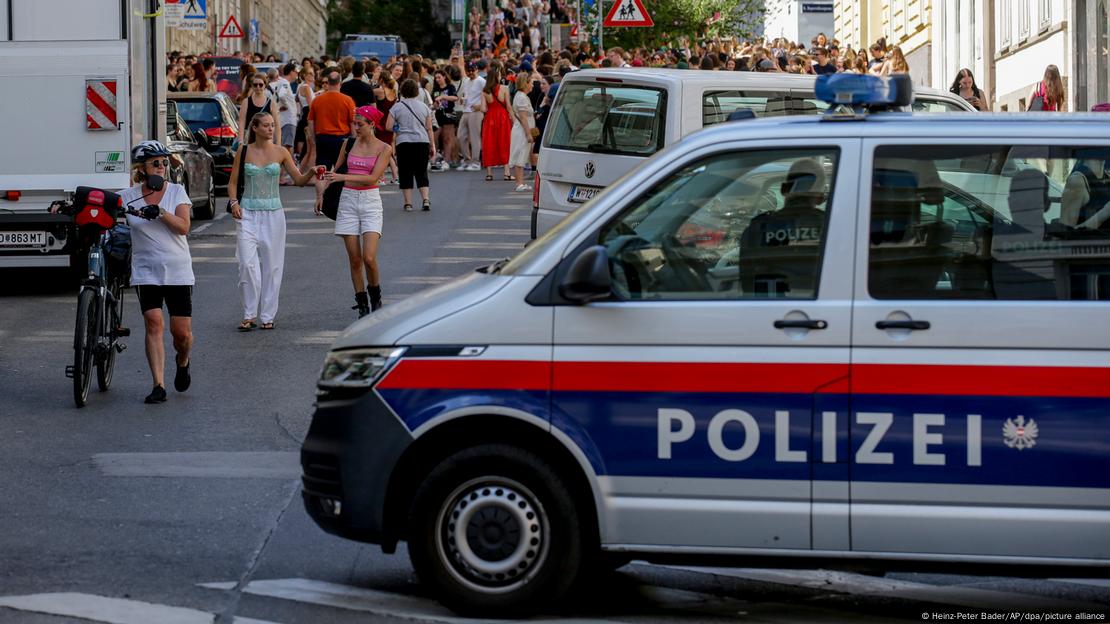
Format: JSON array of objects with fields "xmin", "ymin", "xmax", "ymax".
[
  {"xmin": 875, "ymin": 319, "xmax": 931, "ymax": 330},
  {"xmin": 774, "ymin": 319, "xmax": 828, "ymax": 330}
]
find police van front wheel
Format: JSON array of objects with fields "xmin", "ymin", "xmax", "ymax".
[{"xmin": 408, "ymin": 444, "xmax": 585, "ymax": 617}]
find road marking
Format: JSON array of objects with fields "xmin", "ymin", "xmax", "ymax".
[
  {"xmin": 191, "ymin": 257, "xmax": 238, "ymax": 264},
  {"xmin": 199, "ymin": 578, "xmax": 618, "ymax": 624},
  {"xmin": 293, "ymin": 330, "xmax": 343, "ymax": 345},
  {"xmin": 424, "ymin": 257, "xmax": 501, "ymax": 264},
  {"xmin": 191, "ymin": 212, "xmax": 228, "ymax": 235},
  {"xmin": 466, "ymin": 215, "xmax": 530, "ymax": 222},
  {"xmin": 454, "ymin": 228, "xmax": 530, "ymax": 236},
  {"xmin": 93, "ymin": 452, "xmax": 300, "ymax": 479},
  {"xmin": 395, "ymin": 276, "xmax": 454, "ymax": 285},
  {"xmin": 0, "ymin": 592, "xmax": 278, "ymax": 624},
  {"xmin": 285, "ymin": 228, "xmax": 341, "ymax": 235},
  {"xmin": 443, "ymin": 242, "xmax": 524, "ymax": 251},
  {"xmin": 670, "ymin": 566, "xmax": 1105, "ymax": 612}
]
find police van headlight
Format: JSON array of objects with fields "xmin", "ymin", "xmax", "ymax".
[{"xmin": 318, "ymin": 347, "xmax": 406, "ymax": 389}]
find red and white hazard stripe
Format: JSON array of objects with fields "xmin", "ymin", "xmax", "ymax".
[{"xmin": 86, "ymin": 80, "xmax": 118, "ymax": 130}]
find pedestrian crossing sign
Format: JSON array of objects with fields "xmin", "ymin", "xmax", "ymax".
[
  {"xmin": 603, "ymin": 0, "xmax": 653, "ymax": 27},
  {"xmin": 183, "ymin": 0, "xmax": 206, "ymax": 19}
]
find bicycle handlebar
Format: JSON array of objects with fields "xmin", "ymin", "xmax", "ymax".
[{"xmin": 49, "ymin": 200, "xmax": 160, "ymax": 221}]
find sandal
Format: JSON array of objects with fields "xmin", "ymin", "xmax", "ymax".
[
  {"xmin": 237, "ymin": 319, "xmax": 256, "ymax": 332},
  {"xmin": 403, "ymin": 204, "xmax": 413, "ymax": 212},
  {"xmin": 503, "ymin": 175, "xmax": 514, "ymax": 181},
  {"xmin": 259, "ymin": 322, "xmax": 275, "ymax": 330},
  {"xmin": 484, "ymin": 174, "xmax": 493, "ymax": 181}
]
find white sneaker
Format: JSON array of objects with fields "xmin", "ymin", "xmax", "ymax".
[
  {"xmin": 515, "ymin": 184, "xmax": 532, "ymax": 192},
  {"xmin": 466, "ymin": 163, "xmax": 481, "ymax": 171}
]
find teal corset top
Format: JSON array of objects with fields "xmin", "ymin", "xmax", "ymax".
[{"xmin": 241, "ymin": 163, "xmax": 282, "ymax": 211}]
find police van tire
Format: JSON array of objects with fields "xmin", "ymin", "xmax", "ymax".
[{"xmin": 408, "ymin": 444, "xmax": 584, "ymax": 617}]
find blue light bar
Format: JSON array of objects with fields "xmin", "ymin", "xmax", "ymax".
[{"xmin": 815, "ymin": 74, "xmax": 898, "ymax": 106}]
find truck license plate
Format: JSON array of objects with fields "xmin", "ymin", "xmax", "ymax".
[
  {"xmin": 0, "ymin": 231, "xmax": 46, "ymax": 247},
  {"xmin": 568, "ymin": 185, "xmax": 602, "ymax": 203}
]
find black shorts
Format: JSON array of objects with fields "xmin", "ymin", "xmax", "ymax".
[{"xmin": 136, "ymin": 285, "xmax": 193, "ymax": 317}]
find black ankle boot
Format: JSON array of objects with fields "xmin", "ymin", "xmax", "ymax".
[
  {"xmin": 369, "ymin": 285, "xmax": 383, "ymax": 311},
  {"xmin": 352, "ymin": 291, "xmax": 370, "ymax": 318}
]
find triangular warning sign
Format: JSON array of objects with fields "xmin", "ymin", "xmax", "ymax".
[
  {"xmin": 604, "ymin": 0, "xmax": 653, "ymax": 27},
  {"xmin": 219, "ymin": 15, "xmax": 244, "ymax": 38}
]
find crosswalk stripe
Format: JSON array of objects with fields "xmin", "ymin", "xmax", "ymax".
[
  {"xmin": 466, "ymin": 215, "xmax": 530, "ymax": 222},
  {"xmin": 443, "ymin": 242, "xmax": 524, "ymax": 250},
  {"xmin": 93, "ymin": 452, "xmax": 300, "ymax": 479},
  {"xmin": 0, "ymin": 592, "xmax": 278, "ymax": 624},
  {"xmin": 198, "ymin": 578, "xmax": 620, "ymax": 624},
  {"xmin": 668, "ymin": 566, "xmax": 1106, "ymax": 612},
  {"xmin": 454, "ymin": 228, "xmax": 530, "ymax": 236}
]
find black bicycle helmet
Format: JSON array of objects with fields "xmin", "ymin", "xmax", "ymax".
[{"xmin": 131, "ymin": 140, "xmax": 171, "ymax": 163}]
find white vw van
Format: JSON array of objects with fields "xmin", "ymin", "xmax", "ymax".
[{"xmin": 533, "ymin": 68, "xmax": 976, "ymax": 238}]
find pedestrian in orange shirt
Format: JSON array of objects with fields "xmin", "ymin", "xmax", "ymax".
[{"xmin": 307, "ymin": 67, "xmax": 356, "ymax": 169}]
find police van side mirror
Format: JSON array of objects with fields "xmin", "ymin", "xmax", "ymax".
[{"xmin": 558, "ymin": 245, "xmax": 612, "ymax": 303}]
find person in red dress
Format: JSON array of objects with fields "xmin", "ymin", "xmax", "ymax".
[{"xmin": 481, "ymin": 62, "xmax": 512, "ymax": 181}]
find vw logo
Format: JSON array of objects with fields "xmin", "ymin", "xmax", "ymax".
[{"xmin": 585, "ymin": 161, "xmax": 596, "ymax": 179}]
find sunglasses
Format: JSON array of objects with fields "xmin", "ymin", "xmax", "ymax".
[
  {"xmin": 253, "ymin": 82, "xmax": 265, "ymax": 87},
  {"xmin": 147, "ymin": 159, "xmax": 169, "ymax": 168}
]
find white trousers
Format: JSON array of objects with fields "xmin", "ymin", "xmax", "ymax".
[{"xmin": 236, "ymin": 208, "xmax": 286, "ymax": 324}]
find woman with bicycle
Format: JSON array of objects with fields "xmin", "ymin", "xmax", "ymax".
[{"xmin": 121, "ymin": 141, "xmax": 195, "ymax": 405}]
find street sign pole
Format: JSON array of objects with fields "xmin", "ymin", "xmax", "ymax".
[{"xmin": 602, "ymin": 0, "xmax": 607, "ymax": 54}]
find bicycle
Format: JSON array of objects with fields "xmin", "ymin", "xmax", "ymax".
[{"xmin": 53, "ymin": 187, "xmax": 160, "ymax": 407}]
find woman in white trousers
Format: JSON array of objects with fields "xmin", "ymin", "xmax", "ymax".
[{"xmin": 227, "ymin": 112, "xmax": 314, "ymax": 330}]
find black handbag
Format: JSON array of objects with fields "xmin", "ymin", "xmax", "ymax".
[{"xmin": 321, "ymin": 138, "xmax": 357, "ymax": 221}]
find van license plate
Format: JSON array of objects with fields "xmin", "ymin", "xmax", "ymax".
[
  {"xmin": 568, "ymin": 185, "xmax": 602, "ymax": 203},
  {"xmin": 0, "ymin": 231, "xmax": 46, "ymax": 247}
]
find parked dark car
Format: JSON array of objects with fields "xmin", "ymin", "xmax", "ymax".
[
  {"xmin": 166, "ymin": 102, "xmax": 216, "ymax": 220},
  {"xmin": 168, "ymin": 91, "xmax": 240, "ymax": 190}
]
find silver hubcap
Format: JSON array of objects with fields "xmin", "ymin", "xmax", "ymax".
[{"xmin": 437, "ymin": 477, "xmax": 548, "ymax": 594}]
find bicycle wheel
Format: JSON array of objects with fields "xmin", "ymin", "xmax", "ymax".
[
  {"xmin": 96, "ymin": 280, "xmax": 122, "ymax": 392},
  {"xmin": 72, "ymin": 287, "xmax": 97, "ymax": 407}
]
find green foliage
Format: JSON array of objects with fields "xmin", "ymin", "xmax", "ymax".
[
  {"xmin": 326, "ymin": 0, "xmax": 450, "ymax": 58},
  {"xmin": 598, "ymin": 0, "xmax": 763, "ymax": 51}
]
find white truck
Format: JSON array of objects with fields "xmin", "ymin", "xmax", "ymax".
[{"xmin": 0, "ymin": 0, "xmax": 166, "ymax": 270}]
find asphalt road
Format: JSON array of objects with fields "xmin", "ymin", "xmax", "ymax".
[{"xmin": 0, "ymin": 171, "xmax": 1108, "ymax": 624}]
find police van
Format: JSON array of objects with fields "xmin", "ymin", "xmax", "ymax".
[
  {"xmin": 533, "ymin": 68, "xmax": 976, "ymax": 239},
  {"xmin": 301, "ymin": 74, "xmax": 1110, "ymax": 616}
]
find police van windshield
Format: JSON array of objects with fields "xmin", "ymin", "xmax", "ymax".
[{"xmin": 545, "ymin": 83, "xmax": 666, "ymax": 156}]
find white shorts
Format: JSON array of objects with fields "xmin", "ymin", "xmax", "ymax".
[{"xmin": 335, "ymin": 187, "xmax": 383, "ymax": 237}]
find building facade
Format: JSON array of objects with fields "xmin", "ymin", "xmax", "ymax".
[
  {"xmin": 764, "ymin": 0, "xmax": 835, "ymax": 46},
  {"xmin": 839, "ymin": 1, "xmax": 1109, "ymax": 112},
  {"xmin": 166, "ymin": 0, "xmax": 326, "ymax": 59}
]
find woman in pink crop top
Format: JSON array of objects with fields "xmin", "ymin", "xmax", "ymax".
[{"xmin": 317, "ymin": 105, "xmax": 395, "ymax": 317}]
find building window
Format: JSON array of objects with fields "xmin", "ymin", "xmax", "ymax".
[
  {"xmin": 973, "ymin": 0, "xmax": 982, "ymax": 60},
  {"xmin": 1019, "ymin": 0, "xmax": 1031, "ymax": 40},
  {"xmin": 1039, "ymin": 0, "xmax": 1051, "ymax": 30},
  {"xmin": 1000, "ymin": 0, "xmax": 1012, "ymax": 48}
]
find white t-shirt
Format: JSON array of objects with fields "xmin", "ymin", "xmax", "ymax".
[
  {"xmin": 120, "ymin": 183, "xmax": 195, "ymax": 286},
  {"xmin": 461, "ymin": 75, "xmax": 486, "ymax": 113},
  {"xmin": 274, "ymin": 77, "xmax": 298, "ymax": 127}
]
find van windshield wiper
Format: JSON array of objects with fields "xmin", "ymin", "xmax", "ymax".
[{"xmin": 478, "ymin": 258, "xmax": 511, "ymax": 274}]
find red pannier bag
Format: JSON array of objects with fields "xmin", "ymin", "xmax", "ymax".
[{"xmin": 73, "ymin": 186, "xmax": 123, "ymax": 231}]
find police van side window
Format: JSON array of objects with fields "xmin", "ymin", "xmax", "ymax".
[
  {"xmin": 702, "ymin": 90, "xmax": 830, "ymax": 126},
  {"xmin": 868, "ymin": 145, "xmax": 1110, "ymax": 300},
  {"xmin": 599, "ymin": 148, "xmax": 839, "ymax": 301}
]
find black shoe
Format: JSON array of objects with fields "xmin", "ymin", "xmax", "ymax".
[
  {"xmin": 144, "ymin": 385, "xmax": 167, "ymax": 404},
  {"xmin": 352, "ymin": 291, "xmax": 370, "ymax": 318},
  {"xmin": 174, "ymin": 360, "xmax": 191, "ymax": 392},
  {"xmin": 422, "ymin": 200, "xmax": 430, "ymax": 211},
  {"xmin": 369, "ymin": 285, "xmax": 383, "ymax": 312}
]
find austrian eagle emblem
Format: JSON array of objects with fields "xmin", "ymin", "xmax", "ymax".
[{"xmin": 1003, "ymin": 415, "xmax": 1039, "ymax": 450}]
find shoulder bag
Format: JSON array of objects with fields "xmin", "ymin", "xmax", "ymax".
[
  {"xmin": 321, "ymin": 137, "xmax": 358, "ymax": 220},
  {"xmin": 227, "ymin": 145, "xmax": 247, "ymax": 213}
]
